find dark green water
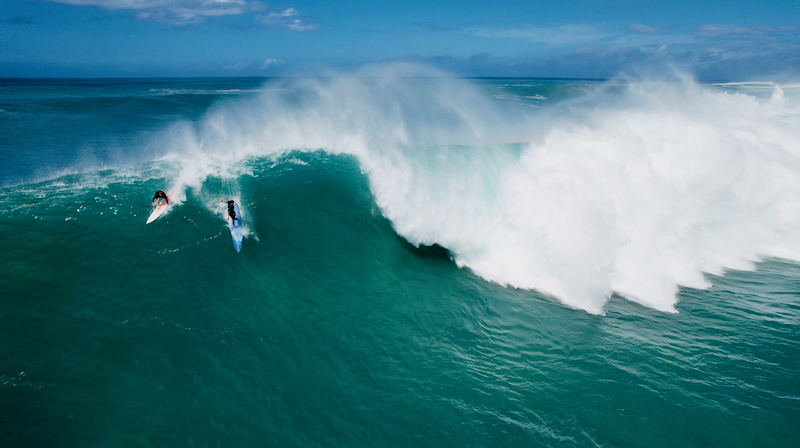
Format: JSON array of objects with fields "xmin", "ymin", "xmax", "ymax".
[{"xmin": 1, "ymin": 76, "xmax": 799, "ymax": 447}]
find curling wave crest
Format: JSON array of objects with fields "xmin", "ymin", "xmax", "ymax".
[{"xmin": 166, "ymin": 66, "xmax": 800, "ymax": 313}]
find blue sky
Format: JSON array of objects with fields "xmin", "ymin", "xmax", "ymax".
[{"xmin": 1, "ymin": 0, "xmax": 798, "ymax": 79}]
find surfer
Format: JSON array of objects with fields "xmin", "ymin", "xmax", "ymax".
[
  {"xmin": 220, "ymin": 200, "xmax": 238, "ymax": 228},
  {"xmin": 220, "ymin": 200, "xmax": 243, "ymax": 251},
  {"xmin": 152, "ymin": 190, "xmax": 169, "ymax": 207}
]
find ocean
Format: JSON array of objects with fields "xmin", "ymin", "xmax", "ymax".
[{"xmin": 1, "ymin": 68, "xmax": 799, "ymax": 447}]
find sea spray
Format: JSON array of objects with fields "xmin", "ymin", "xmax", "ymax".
[
  {"xmin": 144, "ymin": 69, "xmax": 800, "ymax": 312},
  {"xmin": 367, "ymin": 80, "xmax": 800, "ymax": 313}
]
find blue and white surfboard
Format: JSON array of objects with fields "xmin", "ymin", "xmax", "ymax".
[{"xmin": 228, "ymin": 204, "xmax": 243, "ymax": 253}]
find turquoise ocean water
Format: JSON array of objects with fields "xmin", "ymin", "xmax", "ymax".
[{"xmin": 1, "ymin": 71, "xmax": 799, "ymax": 447}]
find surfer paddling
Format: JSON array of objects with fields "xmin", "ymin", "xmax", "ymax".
[
  {"xmin": 152, "ymin": 190, "xmax": 169, "ymax": 207},
  {"xmin": 220, "ymin": 200, "xmax": 238, "ymax": 228}
]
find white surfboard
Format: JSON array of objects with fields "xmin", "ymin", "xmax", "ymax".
[{"xmin": 146, "ymin": 202, "xmax": 170, "ymax": 224}]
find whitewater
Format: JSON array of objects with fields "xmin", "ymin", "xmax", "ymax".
[{"xmin": 148, "ymin": 68, "xmax": 800, "ymax": 314}]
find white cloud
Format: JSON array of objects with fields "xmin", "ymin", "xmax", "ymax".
[
  {"xmin": 45, "ymin": 0, "xmax": 266, "ymax": 24},
  {"xmin": 261, "ymin": 58, "xmax": 283, "ymax": 68},
  {"xmin": 464, "ymin": 24, "xmax": 613, "ymax": 45},
  {"xmin": 255, "ymin": 8, "xmax": 319, "ymax": 32}
]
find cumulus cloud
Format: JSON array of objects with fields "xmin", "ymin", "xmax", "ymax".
[
  {"xmin": 255, "ymin": 8, "xmax": 319, "ymax": 32},
  {"xmin": 44, "ymin": 0, "xmax": 266, "ymax": 24}
]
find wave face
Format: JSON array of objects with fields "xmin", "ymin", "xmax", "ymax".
[
  {"xmin": 145, "ymin": 68, "xmax": 800, "ymax": 314},
  {"xmin": 2, "ymin": 72, "xmax": 800, "ymax": 447}
]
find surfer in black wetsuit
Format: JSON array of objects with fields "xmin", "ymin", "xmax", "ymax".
[
  {"xmin": 152, "ymin": 190, "xmax": 169, "ymax": 206},
  {"xmin": 220, "ymin": 200, "xmax": 238, "ymax": 227}
]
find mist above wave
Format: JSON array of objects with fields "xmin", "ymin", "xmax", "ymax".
[{"xmin": 166, "ymin": 66, "xmax": 800, "ymax": 313}]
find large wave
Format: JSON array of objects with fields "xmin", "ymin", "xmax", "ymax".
[{"xmin": 162, "ymin": 65, "xmax": 800, "ymax": 314}]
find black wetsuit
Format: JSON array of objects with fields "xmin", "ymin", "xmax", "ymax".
[
  {"xmin": 228, "ymin": 209, "xmax": 237, "ymax": 226},
  {"xmin": 153, "ymin": 191, "xmax": 169, "ymax": 204}
]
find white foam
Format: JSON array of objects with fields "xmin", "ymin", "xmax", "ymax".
[
  {"xmin": 165, "ymin": 65, "xmax": 800, "ymax": 313},
  {"xmin": 375, "ymin": 80, "xmax": 800, "ymax": 313}
]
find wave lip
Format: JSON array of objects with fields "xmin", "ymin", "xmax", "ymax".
[
  {"xmin": 165, "ymin": 70, "xmax": 800, "ymax": 313},
  {"xmin": 352, "ymin": 77, "xmax": 800, "ymax": 313}
]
